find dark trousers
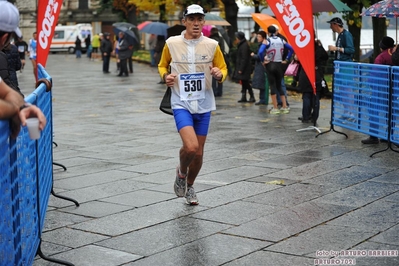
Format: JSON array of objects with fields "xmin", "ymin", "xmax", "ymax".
[
  {"xmin": 103, "ymin": 55, "xmax": 110, "ymax": 72},
  {"xmin": 302, "ymin": 92, "xmax": 320, "ymax": 122},
  {"xmin": 212, "ymin": 77, "xmax": 223, "ymax": 96},
  {"xmin": 128, "ymin": 57, "xmax": 133, "ymax": 73},
  {"xmin": 119, "ymin": 58, "xmax": 128, "ymax": 76}
]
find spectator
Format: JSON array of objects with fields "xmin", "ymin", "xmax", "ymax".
[
  {"xmin": 148, "ymin": 34, "xmax": 157, "ymax": 67},
  {"xmin": 28, "ymin": 32, "xmax": 37, "ymax": 81},
  {"xmin": 0, "ymin": 1, "xmax": 46, "ymax": 138},
  {"xmin": 209, "ymin": 27, "xmax": 225, "ymax": 97},
  {"xmin": 3, "ymin": 42, "xmax": 21, "ymax": 92},
  {"xmin": 14, "ymin": 36, "xmax": 28, "ymax": 72},
  {"xmin": 234, "ymin": 31, "xmax": 255, "ymax": 103},
  {"xmin": 100, "ymin": 33, "xmax": 112, "ymax": 73},
  {"xmin": 75, "ymin": 36, "xmax": 82, "ymax": 58},
  {"xmin": 251, "ymin": 31, "xmax": 268, "ymax": 105}
]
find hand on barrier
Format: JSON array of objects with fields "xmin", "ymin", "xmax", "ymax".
[{"xmin": 10, "ymin": 104, "xmax": 47, "ymax": 139}]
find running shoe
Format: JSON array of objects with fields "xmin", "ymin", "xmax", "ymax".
[
  {"xmin": 280, "ymin": 107, "xmax": 290, "ymax": 114},
  {"xmin": 185, "ymin": 186, "xmax": 199, "ymax": 205},
  {"xmin": 269, "ymin": 108, "xmax": 281, "ymax": 114},
  {"xmin": 174, "ymin": 166, "xmax": 187, "ymax": 197}
]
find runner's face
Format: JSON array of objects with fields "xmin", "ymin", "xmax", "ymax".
[{"xmin": 183, "ymin": 14, "xmax": 205, "ymax": 39}]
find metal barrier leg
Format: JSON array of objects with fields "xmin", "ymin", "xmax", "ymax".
[
  {"xmin": 37, "ymin": 239, "xmax": 75, "ymax": 266},
  {"xmin": 51, "ymin": 188, "xmax": 80, "ymax": 207},
  {"xmin": 53, "ymin": 161, "xmax": 67, "ymax": 171},
  {"xmin": 316, "ymin": 78, "xmax": 348, "ymax": 138}
]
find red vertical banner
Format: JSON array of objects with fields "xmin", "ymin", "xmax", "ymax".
[
  {"xmin": 36, "ymin": 0, "xmax": 62, "ymax": 68},
  {"xmin": 267, "ymin": 0, "xmax": 316, "ymax": 93}
]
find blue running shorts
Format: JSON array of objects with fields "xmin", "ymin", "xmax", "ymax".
[{"xmin": 173, "ymin": 109, "xmax": 211, "ymax": 136}]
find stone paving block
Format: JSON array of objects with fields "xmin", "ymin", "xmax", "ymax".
[
  {"xmin": 197, "ymin": 181, "xmax": 278, "ymax": 208},
  {"xmin": 314, "ymin": 181, "xmax": 399, "ymax": 207},
  {"xmin": 70, "ymin": 200, "xmax": 207, "ymax": 236},
  {"xmin": 198, "ymin": 165, "xmax": 275, "ymax": 185},
  {"xmin": 384, "ymin": 192, "xmax": 399, "ymax": 203},
  {"xmin": 123, "ymin": 233, "xmax": 269, "ymax": 266},
  {"xmin": 328, "ymin": 201, "xmax": 399, "ymax": 231},
  {"xmin": 52, "ymin": 160, "xmax": 129, "ymax": 179},
  {"xmin": 292, "ymin": 144, "xmax": 350, "ymax": 159},
  {"xmin": 371, "ymin": 169, "xmax": 399, "ymax": 184},
  {"xmin": 58, "ymin": 200, "xmax": 133, "ymax": 218},
  {"xmin": 42, "ymin": 227, "xmax": 109, "ymax": 248},
  {"xmin": 223, "ymin": 250, "xmax": 314, "ymax": 266},
  {"xmin": 263, "ymin": 159, "xmax": 353, "ymax": 181},
  {"xmin": 42, "ymin": 211, "xmax": 91, "ymax": 232},
  {"xmin": 368, "ymin": 224, "xmax": 399, "ymax": 246},
  {"xmin": 34, "ymin": 245, "xmax": 142, "ymax": 266},
  {"xmin": 55, "ymin": 178, "xmax": 155, "ymax": 203},
  {"xmin": 97, "ymin": 217, "xmax": 232, "ymax": 256},
  {"xmin": 244, "ymin": 183, "xmax": 335, "ymax": 207},
  {"xmin": 307, "ymin": 165, "xmax": 390, "ymax": 189},
  {"xmin": 346, "ymin": 241, "xmax": 399, "ymax": 266},
  {"xmin": 34, "ymin": 240, "xmax": 71, "ymax": 257},
  {"xmin": 190, "ymin": 200, "xmax": 278, "ymax": 225},
  {"xmin": 224, "ymin": 201, "xmax": 353, "ymax": 242},
  {"xmin": 264, "ymin": 154, "xmax": 322, "ymax": 167},
  {"xmin": 54, "ymin": 169, "xmax": 142, "ymax": 190},
  {"xmin": 324, "ymin": 150, "xmax": 375, "ymax": 164},
  {"xmin": 120, "ymin": 157, "xmax": 178, "ymax": 174},
  {"xmin": 198, "ymin": 157, "xmax": 267, "ymax": 175},
  {"xmin": 266, "ymin": 224, "xmax": 379, "ymax": 257},
  {"xmin": 100, "ymin": 189, "xmax": 175, "ymax": 207}
]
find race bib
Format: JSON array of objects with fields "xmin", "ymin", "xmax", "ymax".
[
  {"xmin": 18, "ymin": 46, "xmax": 25, "ymax": 53},
  {"xmin": 179, "ymin": 72, "xmax": 205, "ymax": 101}
]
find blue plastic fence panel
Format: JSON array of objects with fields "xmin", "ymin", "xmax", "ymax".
[
  {"xmin": 33, "ymin": 65, "xmax": 53, "ymax": 234},
  {"xmin": 0, "ymin": 121, "xmax": 14, "ymax": 265},
  {"xmin": 332, "ymin": 61, "xmax": 390, "ymax": 141},
  {"xmin": 390, "ymin": 66, "xmax": 399, "ymax": 144}
]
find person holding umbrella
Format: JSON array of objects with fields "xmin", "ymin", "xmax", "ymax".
[
  {"xmin": 158, "ymin": 4, "xmax": 227, "ymax": 205},
  {"xmin": 117, "ymin": 31, "xmax": 130, "ymax": 77}
]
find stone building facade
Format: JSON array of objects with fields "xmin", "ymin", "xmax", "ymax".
[{"xmin": 15, "ymin": 0, "xmax": 119, "ymax": 39}]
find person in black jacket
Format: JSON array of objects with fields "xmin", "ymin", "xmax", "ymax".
[
  {"xmin": 3, "ymin": 42, "xmax": 21, "ymax": 91},
  {"xmin": 298, "ymin": 39, "xmax": 329, "ymax": 123},
  {"xmin": 75, "ymin": 36, "xmax": 82, "ymax": 58},
  {"xmin": 117, "ymin": 32, "xmax": 130, "ymax": 77},
  {"xmin": 100, "ymin": 33, "xmax": 113, "ymax": 73},
  {"xmin": 234, "ymin": 32, "xmax": 255, "ymax": 103}
]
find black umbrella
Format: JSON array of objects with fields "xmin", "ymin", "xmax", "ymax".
[
  {"xmin": 167, "ymin": 24, "xmax": 186, "ymax": 37},
  {"xmin": 113, "ymin": 22, "xmax": 136, "ymax": 30},
  {"xmin": 113, "ymin": 25, "xmax": 139, "ymax": 46}
]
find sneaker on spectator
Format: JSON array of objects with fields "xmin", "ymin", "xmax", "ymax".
[
  {"xmin": 174, "ymin": 166, "xmax": 187, "ymax": 197},
  {"xmin": 270, "ymin": 108, "xmax": 281, "ymax": 114},
  {"xmin": 280, "ymin": 107, "xmax": 290, "ymax": 114},
  {"xmin": 185, "ymin": 186, "xmax": 199, "ymax": 205}
]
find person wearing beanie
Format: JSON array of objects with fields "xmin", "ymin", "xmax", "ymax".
[
  {"xmin": 361, "ymin": 36, "xmax": 395, "ymax": 145},
  {"xmin": 234, "ymin": 31, "xmax": 256, "ymax": 103}
]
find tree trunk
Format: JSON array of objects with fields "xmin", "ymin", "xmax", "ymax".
[
  {"xmin": 253, "ymin": 0, "xmax": 260, "ymax": 33},
  {"xmin": 347, "ymin": 23, "xmax": 361, "ymax": 62},
  {"xmin": 127, "ymin": 6, "xmax": 137, "ymax": 26},
  {"xmin": 222, "ymin": 0, "xmax": 239, "ymax": 44},
  {"xmin": 372, "ymin": 17, "xmax": 387, "ymax": 62}
]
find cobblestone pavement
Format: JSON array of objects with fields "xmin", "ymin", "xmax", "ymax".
[{"xmin": 17, "ymin": 54, "xmax": 399, "ymax": 266}]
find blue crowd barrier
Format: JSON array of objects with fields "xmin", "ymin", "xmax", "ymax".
[
  {"xmin": 390, "ymin": 66, "xmax": 399, "ymax": 143},
  {"xmin": 332, "ymin": 61, "xmax": 390, "ymax": 141},
  {"xmin": 0, "ymin": 64, "xmax": 53, "ymax": 266}
]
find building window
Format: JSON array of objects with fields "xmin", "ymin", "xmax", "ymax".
[{"xmin": 79, "ymin": 0, "xmax": 88, "ymax": 9}]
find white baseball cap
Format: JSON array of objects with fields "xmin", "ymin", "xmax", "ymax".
[
  {"xmin": 0, "ymin": 1, "xmax": 22, "ymax": 37},
  {"xmin": 184, "ymin": 4, "xmax": 205, "ymax": 17}
]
